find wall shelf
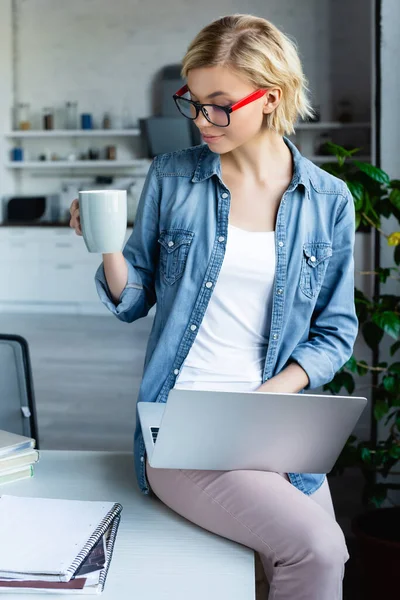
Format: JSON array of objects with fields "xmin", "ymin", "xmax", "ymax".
[
  {"xmin": 6, "ymin": 159, "xmax": 150, "ymax": 169},
  {"xmin": 294, "ymin": 122, "xmax": 370, "ymax": 130},
  {"xmin": 5, "ymin": 129, "xmax": 140, "ymax": 138},
  {"xmin": 310, "ymin": 155, "xmax": 370, "ymax": 163}
]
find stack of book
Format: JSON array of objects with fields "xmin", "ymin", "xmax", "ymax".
[{"xmin": 0, "ymin": 429, "xmax": 39, "ymax": 486}]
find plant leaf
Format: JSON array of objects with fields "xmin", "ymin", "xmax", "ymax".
[
  {"xmin": 395, "ymin": 244, "xmax": 400, "ymax": 266},
  {"xmin": 361, "ymin": 447, "xmax": 371, "ymax": 463},
  {"xmin": 389, "ymin": 446, "xmax": 400, "ymax": 460},
  {"xmin": 362, "ymin": 321, "xmax": 384, "ymax": 350},
  {"xmin": 374, "ymin": 400, "xmax": 390, "ymax": 420},
  {"xmin": 325, "ymin": 142, "xmax": 356, "ymax": 158},
  {"xmin": 353, "ymin": 161, "xmax": 391, "ymax": 185},
  {"xmin": 372, "ymin": 311, "xmax": 400, "ymax": 340},
  {"xmin": 380, "ymin": 198, "xmax": 394, "ymax": 219},
  {"xmin": 383, "ymin": 375, "xmax": 397, "ymax": 394},
  {"xmin": 388, "ymin": 362, "xmax": 400, "ymax": 375},
  {"xmin": 357, "ymin": 360, "xmax": 369, "ymax": 376},
  {"xmin": 390, "ymin": 188, "xmax": 400, "ymax": 211},
  {"xmin": 345, "ymin": 356, "xmax": 358, "ymax": 373},
  {"xmin": 390, "ymin": 341, "xmax": 400, "ymax": 356},
  {"xmin": 346, "ymin": 181, "xmax": 364, "ymax": 211},
  {"xmin": 341, "ymin": 372, "xmax": 355, "ymax": 394}
]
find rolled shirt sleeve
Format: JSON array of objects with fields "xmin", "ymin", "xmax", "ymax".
[
  {"xmin": 94, "ymin": 159, "xmax": 160, "ymax": 323},
  {"xmin": 290, "ymin": 188, "xmax": 359, "ymax": 389}
]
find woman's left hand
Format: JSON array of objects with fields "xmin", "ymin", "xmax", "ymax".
[{"xmin": 255, "ymin": 362, "xmax": 309, "ymax": 394}]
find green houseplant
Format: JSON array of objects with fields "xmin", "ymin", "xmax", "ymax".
[{"xmin": 320, "ymin": 143, "xmax": 400, "ymax": 598}]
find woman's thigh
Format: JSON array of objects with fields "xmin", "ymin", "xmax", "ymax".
[{"xmin": 146, "ymin": 459, "xmax": 349, "ymax": 572}]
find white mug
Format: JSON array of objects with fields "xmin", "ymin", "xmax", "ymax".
[{"xmin": 78, "ymin": 190, "xmax": 127, "ymax": 253}]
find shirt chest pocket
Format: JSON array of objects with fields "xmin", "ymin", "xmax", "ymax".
[
  {"xmin": 299, "ymin": 242, "xmax": 333, "ymax": 299},
  {"xmin": 158, "ymin": 229, "xmax": 194, "ymax": 285}
]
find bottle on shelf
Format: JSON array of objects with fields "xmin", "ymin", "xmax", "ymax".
[
  {"xmin": 336, "ymin": 99, "xmax": 353, "ymax": 123},
  {"xmin": 105, "ymin": 145, "xmax": 117, "ymax": 160},
  {"xmin": 102, "ymin": 112, "xmax": 112, "ymax": 129},
  {"xmin": 65, "ymin": 101, "xmax": 78, "ymax": 129},
  {"xmin": 16, "ymin": 102, "xmax": 31, "ymax": 130},
  {"xmin": 43, "ymin": 107, "xmax": 54, "ymax": 130},
  {"xmin": 81, "ymin": 113, "xmax": 93, "ymax": 130}
]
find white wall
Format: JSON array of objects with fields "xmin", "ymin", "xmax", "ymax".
[
  {"xmin": 13, "ymin": 0, "xmax": 331, "ymax": 125},
  {"xmin": 0, "ymin": 0, "xmax": 373, "ymax": 199}
]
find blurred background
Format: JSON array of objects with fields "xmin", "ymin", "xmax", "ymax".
[{"xmin": 0, "ymin": 1, "xmax": 399, "ymax": 595}]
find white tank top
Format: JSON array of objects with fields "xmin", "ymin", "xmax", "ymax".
[{"xmin": 174, "ymin": 224, "xmax": 276, "ymax": 390}]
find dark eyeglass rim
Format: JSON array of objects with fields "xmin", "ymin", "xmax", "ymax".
[
  {"xmin": 173, "ymin": 96, "xmax": 231, "ymax": 127},
  {"xmin": 173, "ymin": 85, "xmax": 268, "ymax": 128}
]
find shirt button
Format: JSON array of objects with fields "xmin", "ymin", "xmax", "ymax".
[
  {"xmin": 190, "ymin": 324, "xmax": 197, "ymax": 331},
  {"xmin": 278, "ymin": 241, "xmax": 284, "ymax": 247},
  {"xmin": 140, "ymin": 456, "xmax": 144, "ymax": 462},
  {"xmin": 310, "ymin": 256, "xmax": 316, "ymax": 262},
  {"xmin": 221, "ymin": 192, "xmax": 229, "ymax": 199},
  {"xmin": 218, "ymin": 236, "xmax": 225, "ymax": 242},
  {"xmin": 174, "ymin": 369, "xmax": 179, "ymax": 375},
  {"xmin": 205, "ymin": 281, "xmax": 213, "ymax": 288},
  {"xmin": 272, "ymin": 334, "xmax": 279, "ymax": 340},
  {"xmin": 277, "ymin": 288, "xmax": 283, "ymax": 295},
  {"xmin": 168, "ymin": 241, "xmax": 174, "ymax": 247}
]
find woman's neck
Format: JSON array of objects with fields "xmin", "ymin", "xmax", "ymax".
[{"xmin": 220, "ymin": 130, "xmax": 293, "ymax": 186}]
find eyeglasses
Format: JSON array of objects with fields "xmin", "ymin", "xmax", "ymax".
[{"xmin": 173, "ymin": 85, "xmax": 267, "ymax": 128}]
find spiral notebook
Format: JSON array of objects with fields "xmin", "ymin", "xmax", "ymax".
[{"xmin": 0, "ymin": 495, "xmax": 123, "ymax": 586}]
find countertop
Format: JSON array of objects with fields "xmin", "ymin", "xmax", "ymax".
[{"xmin": 0, "ymin": 221, "xmax": 135, "ymax": 227}]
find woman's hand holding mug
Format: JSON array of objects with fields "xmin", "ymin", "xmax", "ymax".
[
  {"xmin": 69, "ymin": 199, "xmax": 82, "ymax": 236},
  {"xmin": 69, "ymin": 191, "xmax": 128, "ymax": 304}
]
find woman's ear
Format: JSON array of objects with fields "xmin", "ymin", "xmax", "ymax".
[{"xmin": 263, "ymin": 88, "xmax": 282, "ymax": 114}]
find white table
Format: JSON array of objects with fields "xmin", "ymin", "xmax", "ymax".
[{"xmin": 0, "ymin": 451, "xmax": 255, "ymax": 599}]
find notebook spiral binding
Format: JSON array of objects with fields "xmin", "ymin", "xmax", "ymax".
[
  {"xmin": 98, "ymin": 514, "xmax": 121, "ymax": 591},
  {"xmin": 66, "ymin": 503, "xmax": 123, "ymax": 581}
]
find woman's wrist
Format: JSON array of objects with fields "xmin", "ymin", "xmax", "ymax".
[{"xmin": 255, "ymin": 362, "xmax": 309, "ymax": 394}]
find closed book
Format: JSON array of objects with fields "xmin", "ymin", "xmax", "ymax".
[
  {"xmin": 0, "ymin": 430, "xmax": 36, "ymax": 457},
  {"xmin": 0, "ymin": 449, "xmax": 39, "ymax": 473},
  {"xmin": 0, "ymin": 496, "xmax": 123, "ymax": 585},
  {"xmin": 0, "ymin": 465, "xmax": 34, "ymax": 486}
]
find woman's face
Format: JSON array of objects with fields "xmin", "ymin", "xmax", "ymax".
[{"xmin": 186, "ymin": 65, "xmax": 279, "ymax": 154}]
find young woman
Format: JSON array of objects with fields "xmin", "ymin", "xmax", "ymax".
[{"xmin": 70, "ymin": 14, "xmax": 358, "ymax": 599}]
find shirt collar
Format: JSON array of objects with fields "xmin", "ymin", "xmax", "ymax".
[{"xmin": 192, "ymin": 135, "xmax": 310, "ymax": 192}]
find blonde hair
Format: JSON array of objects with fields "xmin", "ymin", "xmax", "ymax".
[{"xmin": 181, "ymin": 14, "xmax": 314, "ymax": 135}]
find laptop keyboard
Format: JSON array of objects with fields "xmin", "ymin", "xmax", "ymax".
[{"xmin": 150, "ymin": 427, "xmax": 159, "ymax": 444}]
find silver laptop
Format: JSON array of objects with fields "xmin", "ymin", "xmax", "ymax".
[{"xmin": 138, "ymin": 388, "xmax": 367, "ymax": 473}]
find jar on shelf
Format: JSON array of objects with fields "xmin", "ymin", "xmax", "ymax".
[
  {"xmin": 106, "ymin": 145, "xmax": 117, "ymax": 160},
  {"xmin": 16, "ymin": 103, "xmax": 31, "ymax": 130},
  {"xmin": 102, "ymin": 112, "xmax": 111, "ymax": 129},
  {"xmin": 43, "ymin": 107, "xmax": 54, "ymax": 130},
  {"xmin": 11, "ymin": 147, "xmax": 24, "ymax": 161},
  {"xmin": 314, "ymin": 133, "xmax": 332, "ymax": 156},
  {"xmin": 65, "ymin": 101, "xmax": 78, "ymax": 129},
  {"xmin": 336, "ymin": 99, "xmax": 353, "ymax": 123}
]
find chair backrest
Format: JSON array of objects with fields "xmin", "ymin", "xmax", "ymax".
[{"xmin": 0, "ymin": 334, "xmax": 39, "ymax": 447}]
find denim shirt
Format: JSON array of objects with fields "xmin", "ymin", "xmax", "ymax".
[{"xmin": 95, "ymin": 137, "xmax": 358, "ymax": 497}]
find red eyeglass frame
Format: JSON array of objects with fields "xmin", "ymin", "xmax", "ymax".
[{"xmin": 173, "ymin": 84, "xmax": 268, "ymax": 127}]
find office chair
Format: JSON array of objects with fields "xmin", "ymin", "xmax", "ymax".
[{"xmin": 0, "ymin": 334, "xmax": 39, "ymax": 446}]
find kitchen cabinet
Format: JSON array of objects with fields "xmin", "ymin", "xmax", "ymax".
[{"xmin": 0, "ymin": 227, "xmax": 132, "ymax": 314}]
